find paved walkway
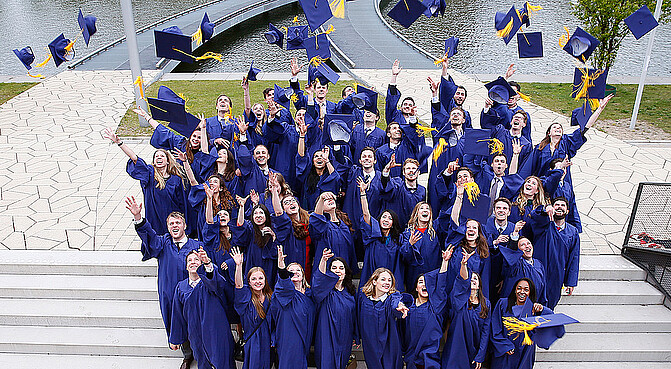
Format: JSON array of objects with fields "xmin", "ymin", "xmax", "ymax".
[{"xmin": 0, "ymin": 69, "xmax": 669, "ymax": 253}]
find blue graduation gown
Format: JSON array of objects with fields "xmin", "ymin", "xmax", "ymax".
[
  {"xmin": 342, "ymin": 167, "xmax": 384, "ymax": 232},
  {"xmin": 188, "ymin": 184, "xmax": 233, "ymax": 243},
  {"xmin": 399, "ymin": 225, "xmax": 442, "ymax": 292},
  {"xmin": 442, "ymin": 273, "xmax": 491, "ymax": 369},
  {"xmin": 483, "ymin": 104, "xmax": 533, "ymax": 144},
  {"xmin": 499, "ymin": 247, "xmax": 548, "ymax": 306},
  {"xmin": 403, "ymin": 269, "xmax": 448, "ymax": 369},
  {"xmin": 169, "ymin": 265, "xmax": 236, "ymax": 369},
  {"xmin": 551, "ymin": 178, "xmax": 582, "ymax": 232},
  {"xmin": 490, "ymin": 299, "xmax": 557, "ymax": 369},
  {"xmin": 360, "ymin": 217, "xmax": 405, "ymax": 291},
  {"xmin": 271, "ymin": 274, "xmax": 316, "ymax": 369},
  {"xmin": 295, "ymin": 153, "xmax": 342, "ymax": 211},
  {"xmin": 234, "ymin": 287, "xmax": 272, "ymax": 369},
  {"xmin": 350, "ymin": 124, "xmax": 386, "ymax": 164},
  {"xmin": 309, "ymin": 213, "xmax": 359, "ymax": 274},
  {"xmin": 206, "ymin": 115, "xmax": 236, "ymax": 147},
  {"xmin": 150, "ymin": 123, "xmax": 187, "ymax": 152},
  {"xmin": 272, "ymin": 212, "xmax": 310, "ymax": 269},
  {"xmin": 357, "ymin": 291, "xmax": 405, "ymax": 369},
  {"xmin": 447, "ymin": 244, "xmax": 491, "ymax": 299},
  {"xmin": 234, "ymin": 144, "xmax": 278, "ymax": 197},
  {"xmin": 427, "ymin": 132, "xmax": 464, "ymax": 216},
  {"xmin": 135, "ymin": 219, "xmax": 199, "ymax": 336},
  {"xmin": 519, "ymin": 128, "xmax": 586, "ymax": 183},
  {"xmin": 484, "ymin": 217, "xmax": 516, "ymax": 302},
  {"xmin": 230, "ymin": 220, "xmax": 279, "ymax": 287},
  {"xmin": 438, "ymin": 75, "xmax": 473, "ymax": 128},
  {"xmin": 311, "ymin": 269, "xmax": 357, "ymax": 369},
  {"xmin": 488, "ymin": 125, "xmax": 532, "ymax": 170},
  {"xmin": 126, "ymin": 157, "xmax": 186, "ymax": 236},
  {"xmin": 380, "ymin": 176, "xmax": 426, "ymax": 226},
  {"xmin": 529, "ymin": 209, "xmax": 580, "ymax": 309},
  {"xmin": 263, "ymin": 114, "xmax": 300, "ymax": 188}
]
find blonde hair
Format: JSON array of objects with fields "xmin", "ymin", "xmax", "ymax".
[
  {"xmin": 287, "ymin": 262, "xmax": 310, "ymax": 290},
  {"xmin": 512, "ymin": 175, "xmax": 549, "ymax": 217},
  {"xmin": 152, "ymin": 149, "xmax": 185, "ymax": 190},
  {"xmin": 361, "ymin": 268, "xmax": 397, "ymax": 298},
  {"xmin": 406, "ymin": 201, "xmax": 436, "ymax": 239},
  {"xmin": 247, "ymin": 267, "xmax": 273, "ymax": 319}
]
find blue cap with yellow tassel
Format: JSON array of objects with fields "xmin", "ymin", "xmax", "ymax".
[{"xmin": 494, "ymin": 6, "xmax": 522, "ymax": 45}]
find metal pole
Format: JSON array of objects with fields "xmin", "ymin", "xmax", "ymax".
[
  {"xmin": 629, "ymin": 0, "xmax": 663, "ymax": 130},
  {"xmin": 120, "ymin": 0, "xmax": 149, "ymax": 127}
]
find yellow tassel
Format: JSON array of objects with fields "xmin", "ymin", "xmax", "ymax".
[
  {"xmin": 502, "ymin": 316, "xmax": 550, "ymax": 346},
  {"xmin": 233, "ymin": 132, "xmax": 239, "ymax": 143},
  {"xmin": 415, "ymin": 125, "xmax": 437, "ymax": 136},
  {"xmin": 329, "ymin": 0, "xmax": 346, "ymax": 18},
  {"xmin": 572, "ymin": 68, "xmax": 604, "ymax": 101},
  {"xmin": 133, "ymin": 76, "xmax": 145, "ymax": 99},
  {"xmin": 27, "ymin": 72, "xmax": 45, "ymax": 79},
  {"xmin": 322, "ymin": 24, "xmax": 336, "ymax": 34},
  {"xmin": 402, "ymin": 0, "xmax": 409, "ymax": 11},
  {"xmin": 34, "ymin": 54, "xmax": 51, "ymax": 68},
  {"xmin": 192, "ymin": 28, "xmax": 203, "ymax": 46},
  {"xmin": 464, "ymin": 182, "xmax": 480, "ymax": 205},
  {"xmin": 434, "ymin": 55, "xmax": 448, "ymax": 66},
  {"xmin": 432, "ymin": 138, "xmax": 447, "ymax": 163},
  {"xmin": 290, "ymin": 94, "xmax": 298, "ymax": 103},
  {"xmin": 518, "ymin": 91, "xmax": 531, "ymax": 102},
  {"xmin": 527, "ymin": 3, "xmax": 543, "ymax": 13},
  {"xmin": 310, "ymin": 55, "xmax": 327, "ymax": 67},
  {"xmin": 281, "ymin": 26, "xmax": 288, "ymax": 32},
  {"xmin": 496, "ymin": 18, "xmax": 514, "ymax": 39},
  {"xmin": 177, "ymin": 92, "xmax": 193, "ymax": 112},
  {"xmin": 64, "ymin": 40, "xmax": 75, "ymax": 53},
  {"xmin": 171, "ymin": 48, "xmax": 223, "ymax": 62},
  {"xmin": 558, "ymin": 26, "xmax": 570, "ymax": 48},
  {"xmin": 588, "ymin": 98, "xmax": 599, "ymax": 110},
  {"xmin": 477, "ymin": 138, "xmax": 504, "ymax": 155},
  {"xmin": 292, "ymin": 16, "xmax": 299, "ymax": 23},
  {"xmin": 147, "ymin": 103, "xmax": 167, "ymax": 113}
]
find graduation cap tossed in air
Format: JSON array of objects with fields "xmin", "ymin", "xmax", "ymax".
[
  {"xmin": 287, "ymin": 25, "xmax": 309, "ymax": 50},
  {"xmin": 517, "ymin": 2, "xmax": 542, "ymax": 28},
  {"xmin": 484, "ymin": 76, "xmax": 516, "ymax": 105},
  {"xmin": 298, "ymin": 0, "xmax": 333, "ymax": 32},
  {"xmin": 48, "ymin": 33, "xmax": 74, "ymax": 67},
  {"xmin": 517, "ymin": 32, "xmax": 543, "ymax": 58},
  {"xmin": 444, "ymin": 36, "xmax": 459, "ymax": 58},
  {"xmin": 273, "ymin": 84, "xmax": 295, "ymax": 110},
  {"xmin": 352, "ymin": 84, "xmax": 379, "ymax": 114},
  {"xmin": 304, "ymin": 33, "xmax": 331, "ymax": 61},
  {"xmin": 625, "ymin": 5, "xmax": 658, "ymax": 40},
  {"xmin": 324, "ymin": 114, "xmax": 356, "ymax": 145},
  {"xmin": 562, "ymin": 27, "xmax": 600, "ymax": 62},
  {"xmin": 147, "ymin": 86, "xmax": 200, "ymax": 138},
  {"xmin": 200, "ymin": 13, "xmax": 215, "ymax": 43},
  {"xmin": 571, "ymin": 100, "xmax": 592, "ymax": 130},
  {"xmin": 463, "ymin": 128, "xmax": 501, "ymax": 157},
  {"xmin": 494, "ymin": 6, "xmax": 522, "ymax": 45},
  {"xmin": 154, "ymin": 26, "xmax": 194, "ymax": 63},
  {"xmin": 571, "ymin": 67, "xmax": 608, "ymax": 100},
  {"xmin": 13, "ymin": 47, "xmax": 35, "ymax": 70},
  {"xmin": 247, "ymin": 61, "xmax": 261, "ymax": 81},
  {"xmin": 461, "ymin": 191, "xmax": 491, "ymax": 225},
  {"xmin": 78, "ymin": 9, "xmax": 97, "ymax": 47},
  {"xmin": 308, "ymin": 63, "xmax": 340, "ymax": 85},
  {"xmin": 264, "ymin": 23, "xmax": 284, "ymax": 48},
  {"xmin": 388, "ymin": 0, "xmax": 428, "ymax": 29}
]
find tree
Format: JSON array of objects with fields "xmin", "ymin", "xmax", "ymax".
[{"xmin": 572, "ymin": 0, "xmax": 670, "ymax": 69}]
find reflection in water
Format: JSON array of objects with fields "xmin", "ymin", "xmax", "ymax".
[
  {"xmin": 174, "ymin": 4, "xmax": 308, "ymax": 73},
  {"xmin": 380, "ymin": 0, "xmax": 671, "ymax": 76}
]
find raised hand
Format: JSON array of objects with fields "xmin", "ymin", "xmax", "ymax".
[
  {"xmin": 505, "ymin": 63, "xmax": 516, "ymax": 80},
  {"xmin": 391, "ymin": 59, "xmax": 402, "ymax": 76},
  {"xmin": 304, "ymin": 82, "xmax": 314, "ymax": 96},
  {"xmin": 236, "ymin": 195, "xmax": 249, "ymax": 207},
  {"xmin": 321, "ymin": 248, "xmax": 334, "ymax": 262},
  {"xmin": 261, "ymin": 226, "xmax": 275, "ymax": 240},
  {"xmin": 241, "ymin": 76, "xmax": 249, "ymax": 90},
  {"xmin": 484, "ymin": 97, "xmax": 494, "ymax": 109},
  {"xmin": 514, "ymin": 220, "xmax": 526, "ymax": 233},
  {"xmin": 197, "ymin": 246, "xmax": 211, "ymax": 265},
  {"xmin": 203, "ymin": 182, "xmax": 214, "ymax": 198},
  {"xmin": 545, "ymin": 204, "xmax": 555, "ymax": 222},
  {"xmin": 384, "ymin": 153, "xmax": 402, "ymax": 172},
  {"xmin": 427, "ymin": 76, "xmax": 439, "ymax": 95},
  {"xmin": 290, "ymin": 57, "xmax": 301, "ymax": 77},
  {"xmin": 132, "ymin": 106, "xmax": 150, "ymax": 120},
  {"xmin": 408, "ymin": 230, "xmax": 423, "ymax": 246},
  {"xmin": 322, "ymin": 146, "xmax": 330, "ymax": 161},
  {"xmin": 173, "ymin": 148, "xmax": 187, "ymax": 163},
  {"xmin": 297, "ymin": 118, "xmax": 308, "ymax": 136},
  {"xmin": 532, "ymin": 303, "xmax": 544, "ymax": 313},
  {"xmin": 356, "ymin": 177, "xmax": 369, "ymax": 194},
  {"xmin": 268, "ymin": 100, "xmax": 279, "ymax": 117},
  {"xmin": 102, "ymin": 127, "xmax": 121, "ymax": 144},
  {"xmin": 249, "ymin": 189, "xmax": 260, "ymax": 205},
  {"xmin": 236, "ymin": 116, "xmax": 248, "ymax": 135},
  {"xmin": 396, "ymin": 301, "xmax": 409, "ymax": 318},
  {"xmin": 198, "ymin": 113, "xmax": 207, "ymax": 129},
  {"xmin": 599, "ymin": 93, "xmax": 614, "ymax": 109},
  {"xmin": 512, "ymin": 138, "xmax": 523, "ymax": 155},
  {"xmin": 461, "ymin": 249, "xmax": 476, "ymax": 265},
  {"xmin": 277, "ymin": 245, "xmax": 287, "ymax": 269},
  {"xmin": 231, "ymin": 247, "xmax": 244, "ymax": 265},
  {"xmin": 125, "ymin": 196, "xmax": 142, "ymax": 219}
]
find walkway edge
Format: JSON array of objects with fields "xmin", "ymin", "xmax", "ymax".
[{"xmin": 372, "ymin": 0, "xmax": 437, "ymax": 62}]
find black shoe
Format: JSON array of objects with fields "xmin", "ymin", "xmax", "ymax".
[{"xmin": 179, "ymin": 357, "xmax": 193, "ymax": 369}]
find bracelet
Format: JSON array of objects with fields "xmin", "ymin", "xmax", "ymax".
[
  {"xmin": 117, "ymin": 141, "xmax": 124, "ymax": 146},
  {"xmin": 360, "ymin": 194, "xmax": 366, "ymax": 197},
  {"xmin": 299, "ymin": 136, "xmax": 305, "ymax": 139}
]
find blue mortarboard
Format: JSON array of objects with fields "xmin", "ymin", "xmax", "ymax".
[
  {"xmin": 434, "ymin": 125, "xmax": 460, "ymax": 147},
  {"xmin": 495, "ymin": 6, "xmax": 523, "ymax": 45},
  {"xmin": 517, "ymin": 32, "xmax": 543, "ymax": 58},
  {"xmin": 78, "ymin": 9, "xmax": 97, "ymax": 47},
  {"xmin": 48, "ymin": 33, "xmax": 73, "ymax": 67},
  {"xmin": 170, "ymin": 112, "xmax": 201, "ymax": 138},
  {"xmin": 388, "ymin": 0, "xmax": 428, "ymax": 29},
  {"xmin": 200, "ymin": 13, "xmax": 215, "ymax": 42},
  {"xmin": 264, "ymin": 23, "xmax": 284, "ymax": 48},
  {"xmin": 13, "ymin": 47, "xmax": 35, "ymax": 70},
  {"xmin": 247, "ymin": 60, "xmax": 261, "ymax": 81},
  {"xmin": 463, "ymin": 128, "xmax": 493, "ymax": 157},
  {"xmin": 571, "ymin": 100, "xmax": 592, "ymax": 130},
  {"xmin": 314, "ymin": 62, "xmax": 340, "ymax": 85},
  {"xmin": 521, "ymin": 313, "xmax": 579, "ymax": 329},
  {"xmin": 572, "ymin": 67, "xmax": 608, "ymax": 100},
  {"xmin": 484, "ymin": 76, "xmax": 516, "ymax": 104},
  {"xmin": 518, "ymin": 2, "xmax": 541, "ymax": 27},
  {"xmin": 563, "ymin": 27, "xmax": 600, "ymax": 62},
  {"xmin": 625, "ymin": 5, "xmax": 659, "ymax": 40},
  {"xmin": 298, "ymin": 0, "xmax": 333, "ymax": 32},
  {"xmin": 444, "ymin": 36, "xmax": 459, "ymax": 58},
  {"xmin": 462, "ymin": 192, "xmax": 491, "ymax": 224},
  {"xmin": 273, "ymin": 84, "xmax": 294, "ymax": 110},
  {"xmin": 324, "ymin": 114, "xmax": 355, "ymax": 145},
  {"xmin": 304, "ymin": 33, "xmax": 331, "ymax": 61},
  {"xmin": 154, "ymin": 27, "xmax": 193, "ymax": 63},
  {"xmin": 147, "ymin": 86, "xmax": 187, "ymax": 125},
  {"xmin": 287, "ymin": 25, "xmax": 309, "ymax": 50},
  {"xmin": 353, "ymin": 84, "xmax": 378, "ymax": 113}
]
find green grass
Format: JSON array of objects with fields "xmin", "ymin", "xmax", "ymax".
[
  {"xmin": 118, "ymin": 80, "xmax": 389, "ymax": 137},
  {"xmin": 519, "ymin": 83, "xmax": 671, "ymax": 134},
  {"xmin": 0, "ymin": 82, "xmax": 38, "ymax": 105}
]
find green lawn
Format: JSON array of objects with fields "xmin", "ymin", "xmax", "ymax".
[
  {"xmin": 118, "ymin": 80, "xmax": 389, "ymax": 137},
  {"xmin": 0, "ymin": 82, "xmax": 38, "ymax": 105},
  {"xmin": 519, "ymin": 83, "xmax": 671, "ymax": 133}
]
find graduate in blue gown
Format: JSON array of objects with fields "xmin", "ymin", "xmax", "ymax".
[
  {"xmin": 437, "ymin": 59, "xmax": 472, "ymax": 129},
  {"xmin": 490, "ymin": 278, "xmax": 559, "ymax": 369},
  {"xmin": 481, "ymin": 113, "xmax": 532, "ymax": 169},
  {"xmin": 403, "ymin": 246, "xmax": 453, "ymax": 369},
  {"xmin": 126, "ymin": 197, "xmax": 199, "ymax": 364},
  {"xmin": 507, "ymin": 171, "xmax": 564, "ymax": 240},
  {"xmin": 191, "ymin": 146, "xmax": 239, "ymax": 192},
  {"xmin": 358, "ymin": 176, "xmax": 406, "ymax": 291},
  {"xmin": 349, "ymin": 107, "xmax": 386, "ymax": 164},
  {"xmin": 442, "ymin": 249, "xmax": 492, "ymax": 369},
  {"xmin": 380, "ymin": 155, "xmax": 426, "ymax": 226},
  {"xmin": 499, "ymin": 237, "xmax": 547, "ymax": 306},
  {"xmin": 309, "ymin": 192, "xmax": 359, "ymax": 274},
  {"xmin": 376, "ymin": 120, "xmax": 428, "ymax": 178},
  {"xmin": 296, "ymin": 144, "xmax": 342, "ymax": 211},
  {"xmin": 312, "ymin": 249, "xmax": 358, "ymax": 369},
  {"xmin": 204, "ymin": 94, "xmax": 236, "ymax": 147},
  {"xmin": 547, "ymin": 157, "xmax": 582, "ymax": 232},
  {"xmin": 169, "ymin": 249, "xmax": 236, "ymax": 369},
  {"xmin": 235, "ymin": 144, "xmax": 278, "ymax": 197},
  {"xmin": 483, "ymin": 197, "xmax": 519, "ymax": 302},
  {"xmin": 105, "ymin": 128, "xmax": 187, "ymax": 237},
  {"xmin": 357, "ymin": 267, "xmax": 411, "ymax": 369},
  {"xmin": 528, "ymin": 197, "xmax": 580, "ymax": 309},
  {"xmin": 270, "ymin": 245, "xmax": 316, "ymax": 369}
]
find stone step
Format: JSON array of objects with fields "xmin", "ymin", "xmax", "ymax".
[
  {"xmin": 0, "ymin": 326, "xmax": 180, "ymax": 357},
  {"xmin": 0, "ymin": 298, "xmax": 163, "ymax": 329},
  {"xmin": 536, "ymin": 332, "xmax": 671, "ymax": 362},
  {"xmin": 0, "ymin": 274, "xmax": 158, "ymax": 300},
  {"xmin": 558, "ymin": 280, "xmax": 663, "ymax": 305},
  {"xmin": 0, "ymin": 353, "xmax": 193, "ymax": 369},
  {"xmin": 555, "ymin": 304, "xmax": 671, "ymax": 333},
  {"xmin": 0, "ymin": 250, "xmax": 156, "ymax": 276},
  {"xmin": 577, "ymin": 255, "xmax": 646, "ymax": 281}
]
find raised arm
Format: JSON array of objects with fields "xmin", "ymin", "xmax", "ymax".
[
  {"xmin": 358, "ymin": 176, "xmax": 372, "ymax": 225},
  {"xmin": 231, "ymin": 247, "xmax": 245, "ymax": 288},
  {"xmin": 103, "ymin": 127, "xmax": 138, "ymax": 163},
  {"xmin": 585, "ymin": 94, "xmax": 613, "ymax": 130},
  {"xmin": 459, "ymin": 249, "xmax": 476, "ymax": 280},
  {"xmin": 204, "ymin": 182, "xmax": 214, "ymax": 224},
  {"xmin": 440, "ymin": 245, "xmax": 455, "ymax": 273},
  {"xmin": 175, "ymin": 149, "xmax": 198, "ymax": 186},
  {"xmin": 236, "ymin": 195, "xmax": 248, "ymax": 226},
  {"xmin": 509, "ymin": 138, "xmax": 522, "ymax": 175},
  {"xmin": 390, "ymin": 59, "xmax": 401, "ymax": 85},
  {"xmin": 318, "ymin": 248, "xmax": 334, "ymax": 275},
  {"xmin": 451, "ymin": 182, "xmax": 465, "ymax": 225},
  {"xmin": 268, "ymin": 172, "xmax": 283, "ymax": 216},
  {"xmin": 297, "ymin": 116, "xmax": 308, "ymax": 157},
  {"xmin": 242, "ymin": 77, "xmax": 252, "ymax": 117},
  {"xmin": 323, "ymin": 147, "xmax": 335, "ymax": 175},
  {"xmin": 133, "ymin": 106, "xmax": 160, "ymax": 130},
  {"xmin": 198, "ymin": 114, "xmax": 209, "ymax": 154}
]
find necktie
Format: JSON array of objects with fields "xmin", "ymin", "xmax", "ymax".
[
  {"xmin": 498, "ymin": 227, "xmax": 504, "ymax": 235},
  {"xmin": 364, "ymin": 174, "xmax": 371, "ymax": 183},
  {"xmin": 488, "ymin": 178, "xmax": 500, "ymax": 215},
  {"xmin": 175, "ymin": 241, "xmax": 181, "ymax": 249},
  {"xmin": 365, "ymin": 127, "xmax": 373, "ymax": 137},
  {"xmin": 556, "ymin": 226, "xmax": 561, "ymax": 231}
]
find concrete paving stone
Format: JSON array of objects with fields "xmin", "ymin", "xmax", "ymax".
[{"xmin": 0, "ymin": 231, "xmax": 26, "ymax": 249}]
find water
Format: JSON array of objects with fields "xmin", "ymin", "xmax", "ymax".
[
  {"xmin": 1, "ymin": 0, "xmax": 210, "ymax": 75},
  {"xmin": 380, "ymin": 0, "xmax": 671, "ymax": 76}
]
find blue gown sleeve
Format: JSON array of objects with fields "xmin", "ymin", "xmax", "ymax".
[
  {"xmin": 295, "ymin": 152, "xmax": 311, "ymax": 183},
  {"xmin": 202, "ymin": 221, "xmax": 219, "ymax": 252},
  {"xmin": 311, "ymin": 268, "xmax": 339, "ymax": 303},
  {"xmin": 360, "ymin": 216, "xmax": 383, "ymax": 246},
  {"xmin": 386, "ymin": 85, "xmax": 402, "ymax": 124},
  {"xmin": 318, "ymin": 170, "xmax": 342, "ymax": 195},
  {"xmin": 308, "ymin": 213, "xmax": 328, "ymax": 241},
  {"xmin": 424, "ymin": 268, "xmax": 448, "ymax": 314},
  {"xmin": 273, "ymin": 273, "xmax": 297, "ymax": 308},
  {"xmin": 200, "ymin": 264, "xmax": 226, "ymax": 295},
  {"xmin": 564, "ymin": 129, "xmax": 587, "ymax": 159},
  {"xmin": 188, "ymin": 183, "xmax": 206, "ymax": 208},
  {"xmin": 230, "ymin": 220, "xmax": 253, "ymax": 251},
  {"xmin": 191, "ymin": 149, "xmax": 217, "ymax": 183},
  {"xmin": 399, "ymin": 231, "xmax": 424, "ymax": 266},
  {"xmin": 271, "ymin": 212, "xmax": 293, "ymax": 244},
  {"xmin": 565, "ymin": 232, "xmax": 580, "ymax": 287},
  {"xmin": 490, "ymin": 299, "xmax": 516, "ymax": 356},
  {"xmin": 474, "ymin": 300, "xmax": 492, "ymax": 363},
  {"xmin": 168, "ymin": 285, "xmax": 187, "ymax": 345},
  {"xmin": 126, "ymin": 157, "xmax": 151, "ymax": 188},
  {"xmin": 439, "ymin": 75, "xmax": 458, "ymax": 112},
  {"xmin": 449, "ymin": 272, "xmax": 471, "ymax": 312},
  {"xmin": 234, "ymin": 286, "xmax": 253, "ymax": 316},
  {"xmin": 135, "ymin": 219, "xmax": 164, "ymax": 261},
  {"xmin": 150, "ymin": 124, "xmax": 185, "ymax": 151}
]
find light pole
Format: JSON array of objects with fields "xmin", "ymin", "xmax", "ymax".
[{"xmin": 120, "ymin": 0, "xmax": 149, "ymax": 127}]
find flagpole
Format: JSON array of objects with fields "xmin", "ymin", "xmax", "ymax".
[
  {"xmin": 629, "ymin": 0, "xmax": 663, "ymax": 130},
  {"xmin": 120, "ymin": 0, "xmax": 149, "ymax": 127}
]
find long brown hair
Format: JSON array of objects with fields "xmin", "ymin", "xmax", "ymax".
[
  {"xmin": 282, "ymin": 195, "xmax": 311, "ymax": 240},
  {"xmin": 203, "ymin": 174, "xmax": 234, "ymax": 213},
  {"xmin": 361, "ymin": 268, "xmax": 397, "ymax": 298},
  {"xmin": 265, "ymin": 173, "xmax": 293, "ymax": 199},
  {"xmin": 215, "ymin": 147, "xmax": 236, "ymax": 182},
  {"xmin": 512, "ymin": 176, "xmax": 549, "ymax": 217},
  {"xmin": 216, "ymin": 210, "xmax": 232, "ymax": 253},
  {"xmin": 152, "ymin": 149, "xmax": 185, "ymax": 190},
  {"xmin": 458, "ymin": 220, "xmax": 490, "ymax": 258},
  {"xmin": 252, "ymin": 204, "xmax": 273, "ymax": 247},
  {"xmin": 406, "ymin": 201, "xmax": 436, "ymax": 239},
  {"xmin": 185, "ymin": 130, "xmax": 205, "ymax": 163},
  {"xmin": 537, "ymin": 123, "xmax": 561, "ymax": 151},
  {"xmin": 470, "ymin": 272, "xmax": 489, "ymax": 319},
  {"xmin": 247, "ymin": 267, "xmax": 272, "ymax": 319}
]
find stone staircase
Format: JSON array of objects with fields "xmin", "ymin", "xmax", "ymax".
[{"xmin": 0, "ymin": 251, "xmax": 669, "ymax": 368}]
